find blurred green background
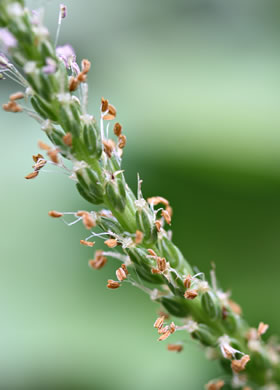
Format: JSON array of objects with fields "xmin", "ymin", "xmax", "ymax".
[{"xmin": 1, "ymin": 0, "xmax": 280, "ymax": 388}]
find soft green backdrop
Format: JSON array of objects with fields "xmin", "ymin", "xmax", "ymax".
[{"xmin": 1, "ymin": 0, "xmax": 280, "ymax": 388}]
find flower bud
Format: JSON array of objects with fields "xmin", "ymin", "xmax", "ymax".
[
  {"xmin": 105, "ymin": 177, "xmax": 126, "ymax": 212},
  {"xmin": 160, "ymin": 296, "xmax": 191, "ymax": 318},
  {"xmin": 126, "ymin": 247, "xmax": 164, "ymax": 284},
  {"xmin": 97, "ymin": 216, "xmax": 123, "ymax": 235},
  {"xmin": 136, "ymin": 206, "xmax": 157, "ymax": 245},
  {"xmin": 82, "ymin": 121, "xmax": 102, "ymax": 159},
  {"xmin": 76, "ymin": 167, "xmax": 104, "ymax": 205},
  {"xmin": 201, "ymin": 291, "xmax": 221, "ymax": 320},
  {"xmin": 157, "ymin": 236, "xmax": 191, "ymax": 272},
  {"xmin": 192, "ymin": 324, "xmax": 217, "ymax": 347}
]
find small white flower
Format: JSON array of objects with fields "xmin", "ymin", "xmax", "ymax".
[
  {"xmin": 23, "ymin": 61, "xmax": 37, "ymax": 74},
  {"xmin": 218, "ymin": 335, "xmax": 242, "ymax": 359}
]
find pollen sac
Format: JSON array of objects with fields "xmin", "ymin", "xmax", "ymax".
[
  {"xmin": 82, "ymin": 120, "xmax": 102, "ymax": 160},
  {"xmin": 192, "ymin": 324, "xmax": 217, "ymax": 347},
  {"xmin": 201, "ymin": 291, "xmax": 221, "ymax": 320},
  {"xmin": 105, "ymin": 176, "xmax": 126, "ymax": 213},
  {"xmin": 135, "ymin": 207, "xmax": 157, "ymax": 245},
  {"xmin": 76, "ymin": 167, "xmax": 105, "ymax": 205}
]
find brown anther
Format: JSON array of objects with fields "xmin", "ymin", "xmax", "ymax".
[
  {"xmin": 157, "ymin": 257, "xmax": 167, "ymax": 272},
  {"xmin": 116, "ymin": 267, "xmax": 127, "ymax": 281},
  {"xmin": 167, "ymin": 344, "xmax": 183, "ymax": 352},
  {"xmin": 151, "ymin": 268, "xmax": 161, "ymax": 274},
  {"xmin": 38, "ymin": 140, "xmax": 51, "ymax": 151},
  {"xmin": 231, "ymin": 355, "xmax": 250, "ymax": 374},
  {"xmin": 258, "ymin": 322, "xmax": 269, "ymax": 337},
  {"xmin": 81, "ymin": 59, "xmax": 91, "ymax": 74},
  {"xmin": 32, "ymin": 153, "xmax": 44, "ymax": 163},
  {"xmin": 169, "ymin": 322, "xmax": 176, "ymax": 333},
  {"xmin": 3, "ymin": 101, "xmax": 22, "ymax": 112},
  {"xmin": 118, "ymin": 134, "xmax": 126, "ymax": 149},
  {"xmin": 154, "ymin": 316, "xmax": 165, "ymax": 329},
  {"xmin": 10, "ymin": 91, "xmax": 24, "ymax": 101},
  {"xmin": 147, "ymin": 196, "xmax": 169, "ymax": 207},
  {"xmin": 104, "ymin": 238, "xmax": 118, "ymax": 248},
  {"xmin": 80, "ymin": 240, "xmax": 95, "ymax": 247},
  {"xmin": 147, "ymin": 248, "xmax": 157, "ymax": 257},
  {"xmin": 166, "ymin": 205, "xmax": 173, "ymax": 217},
  {"xmin": 25, "ymin": 171, "xmax": 39, "ymax": 179},
  {"xmin": 158, "ymin": 311, "xmax": 169, "ymax": 319},
  {"xmin": 82, "ymin": 212, "xmax": 95, "ymax": 229},
  {"xmin": 69, "ymin": 76, "xmax": 79, "ymax": 91},
  {"xmin": 155, "ymin": 220, "xmax": 161, "ymax": 232},
  {"xmin": 158, "ymin": 330, "xmax": 171, "ymax": 341},
  {"xmin": 228, "ymin": 299, "xmax": 242, "ymax": 316},
  {"xmin": 121, "ymin": 264, "xmax": 129, "ymax": 275},
  {"xmin": 205, "ymin": 380, "xmax": 225, "ymax": 390},
  {"xmin": 76, "ymin": 210, "xmax": 87, "ymax": 217},
  {"xmin": 184, "ymin": 289, "xmax": 198, "ymax": 300},
  {"xmin": 103, "ymin": 104, "xmax": 117, "ymax": 120},
  {"xmin": 63, "ymin": 132, "xmax": 72, "ymax": 147},
  {"xmin": 47, "ymin": 149, "xmax": 59, "ymax": 164},
  {"xmin": 183, "ymin": 274, "xmax": 192, "ymax": 289},
  {"xmin": 107, "ymin": 279, "xmax": 121, "ymax": 289},
  {"xmin": 101, "ymin": 97, "xmax": 109, "ymax": 112},
  {"xmin": 103, "ymin": 139, "xmax": 113, "ymax": 158},
  {"xmin": 77, "ymin": 72, "xmax": 87, "ymax": 82},
  {"xmin": 135, "ymin": 230, "xmax": 144, "ymax": 245},
  {"xmin": 113, "ymin": 122, "xmax": 122, "ymax": 137},
  {"xmin": 48, "ymin": 210, "xmax": 63, "ymax": 218},
  {"xmin": 161, "ymin": 209, "xmax": 171, "ymax": 225},
  {"xmin": 158, "ymin": 325, "xmax": 169, "ymax": 334},
  {"xmin": 89, "ymin": 250, "xmax": 107, "ymax": 270}
]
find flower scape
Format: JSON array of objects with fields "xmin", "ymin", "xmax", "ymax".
[{"xmin": 0, "ymin": 1, "xmax": 279, "ymax": 389}]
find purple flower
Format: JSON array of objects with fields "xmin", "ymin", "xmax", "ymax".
[
  {"xmin": 0, "ymin": 28, "xmax": 17, "ymax": 49},
  {"xmin": 56, "ymin": 44, "xmax": 80, "ymax": 74},
  {"xmin": 42, "ymin": 57, "xmax": 57, "ymax": 74}
]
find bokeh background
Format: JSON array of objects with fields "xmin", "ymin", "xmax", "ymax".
[{"xmin": 1, "ymin": 0, "xmax": 280, "ymax": 388}]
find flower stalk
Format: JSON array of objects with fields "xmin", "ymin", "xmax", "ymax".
[{"xmin": 1, "ymin": 1, "xmax": 279, "ymax": 388}]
